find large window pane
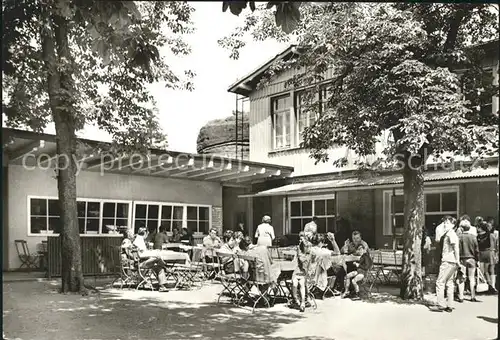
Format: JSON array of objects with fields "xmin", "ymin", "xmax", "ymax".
[
  {"xmin": 146, "ymin": 219, "xmax": 158, "ymax": 231},
  {"xmin": 86, "ymin": 219, "xmax": 99, "ymax": 233},
  {"xmin": 327, "ymin": 217, "xmax": 336, "ymax": 232},
  {"xmin": 77, "ymin": 202, "xmax": 86, "ymax": 218},
  {"xmin": 315, "ymin": 200, "xmax": 326, "ymax": 216},
  {"xmin": 441, "ymin": 192, "xmax": 457, "ymax": 212},
  {"xmin": 48, "ymin": 217, "xmax": 60, "ymax": 233},
  {"xmin": 148, "ymin": 205, "xmax": 159, "ymax": 219},
  {"xmin": 173, "ymin": 206, "xmax": 183, "ymax": 220},
  {"xmin": 291, "ymin": 219, "xmax": 302, "ymax": 234},
  {"xmin": 290, "ymin": 202, "xmax": 301, "ymax": 217},
  {"xmin": 134, "ymin": 219, "xmax": 146, "ymax": 233},
  {"xmin": 115, "ymin": 218, "xmax": 128, "ymax": 228},
  {"xmin": 161, "ymin": 205, "xmax": 172, "ymax": 219},
  {"xmin": 394, "ymin": 215, "xmax": 405, "ymax": 234},
  {"xmin": 199, "ymin": 207, "xmax": 209, "ymax": 221},
  {"xmin": 187, "ymin": 221, "xmax": 197, "ymax": 233},
  {"xmin": 87, "ymin": 202, "xmax": 100, "ymax": 218},
  {"xmin": 302, "ymin": 201, "xmax": 313, "ymax": 216},
  {"xmin": 48, "ymin": 199, "xmax": 59, "ymax": 216},
  {"xmin": 78, "ymin": 219, "xmax": 85, "ymax": 234},
  {"xmin": 393, "ymin": 195, "xmax": 404, "ymax": 214},
  {"xmin": 199, "ymin": 221, "xmax": 209, "ymax": 234},
  {"xmin": 30, "ymin": 217, "xmax": 46, "ymax": 234},
  {"xmin": 135, "ymin": 204, "xmax": 147, "ymax": 219},
  {"xmin": 103, "ymin": 203, "xmax": 116, "ymax": 217},
  {"xmin": 426, "ymin": 194, "xmax": 440, "ymax": 212},
  {"xmin": 187, "ymin": 206, "xmax": 198, "ymax": 220},
  {"xmin": 30, "ymin": 199, "xmax": 47, "ymax": 216},
  {"xmin": 425, "ymin": 215, "xmax": 446, "ymax": 237},
  {"xmin": 326, "ymin": 199, "xmax": 336, "ymax": 215},
  {"xmin": 116, "ymin": 203, "xmax": 129, "ymax": 218},
  {"xmin": 102, "ymin": 218, "xmax": 115, "ymax": 233},
  {"xmin": 317, "ymin": 217, "xmax": 327, "ymax": 234}
]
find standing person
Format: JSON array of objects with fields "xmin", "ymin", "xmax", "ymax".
[
  {"xmin": 477, "ymin": 221, "xmax": 498, "ymax": 294},
  {"xmin": 255, "ymin": 215, "xmax": 275, "ymax": 247},
  {"xmin": 292, "ymin": 239, "xmax": 313, "ymax": 312},
  {"xmin": 235, "ymin": 221, "xmax": 246, "ymax": 236},
  {"xmin": 435, "ymin": 216, "xmax": 460, "ymax": 312},
  {"xmin": 459, "ymin": 215, "xmax": 477, "ymax": 236},
  {"xmin": 304, "ymin": 217, "xmax": 318, "ymax": 240},
  {"xmin": 457, "ymin": 220, "xmax": 480, "ymax": 302}
]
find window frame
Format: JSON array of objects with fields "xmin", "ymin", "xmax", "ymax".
[
  {"xmin": 382, "ymin": 186, "xmax": 460, "ymax": 236},
  {"xmin": 132, "ymin": 201, "xmax": 212, "ymax": 235},
  {"xmin": 288, "ymin": 194, "xmax": 337, "ymax": 234},
  {"xmin": 27, "ymin": 195, "xmax": 132, "ymax": 237},
  {"xmin": 271, "ymin": 94, "xmax": 292, "ymax": 151}
]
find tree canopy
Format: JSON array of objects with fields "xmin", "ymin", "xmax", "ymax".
[
  {"xmin": 219, "ymin": 2, "xmax": 499, "ymax": 300},
  {"xmin": 3, "ymin": 0, "xmax": 196, "ymax": 154}
]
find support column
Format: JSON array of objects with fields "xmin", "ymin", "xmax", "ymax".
[{"xmin": 247, "ymin": 197, "xmax": 253, "ymax": 238}]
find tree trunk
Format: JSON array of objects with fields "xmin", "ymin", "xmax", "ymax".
[
  {"xmin": 41, "ymin": 4, "xmax": 85, "ymax": 294},
  {"xmin": 399, "ymin": 150, "xmax": 427, "ymax": 300}
]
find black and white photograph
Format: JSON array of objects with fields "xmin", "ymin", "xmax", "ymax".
[{"xmin": 1, "ymin": 1, "xmax": 499, "ymax": 339}]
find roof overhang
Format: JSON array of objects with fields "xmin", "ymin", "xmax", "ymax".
[
  {"xmin": 2, "ymin": 128, "xmax": 294, "ymax": 187},
  {"xmin": 240, "ymin": 167, "xmax": 499, "ymax": 197},
  {"xmin": 227, "ymin": 45, "xmax": 298, "ymax": 96}
]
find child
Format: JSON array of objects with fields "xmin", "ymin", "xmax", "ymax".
[
  {"xmin": 292, "ymin": 238, "xmax": 313, "ymax": 312},
  {"xmin": 342, "ymin": 245, "xmax": 372, "ymax": 300}
]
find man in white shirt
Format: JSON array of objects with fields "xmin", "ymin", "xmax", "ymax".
[
  {"xmin": 435, "ymin": 216, "xmax": 460, "ymax": 312},
  {"xmin": 133, "ymin": 227, "xmax": 148, "ymax": 252},
  {"xmin": 304, "ymin": 217, "xmax": 318, "ymax": 241}
]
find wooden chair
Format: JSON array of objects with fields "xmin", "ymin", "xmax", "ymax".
[{"xmin": 14, "ymin": 240, "xmax": 39, "ymax": 269}]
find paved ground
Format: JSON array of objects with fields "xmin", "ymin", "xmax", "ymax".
[{"xmin": 2, "ymin": 279, "xmax": 498, "ymax": 340}]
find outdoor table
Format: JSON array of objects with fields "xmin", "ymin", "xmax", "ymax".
[
  {"xmin": 163, "ymin": 243, "xmax": 193, "ymax": 252},
  {"xmin": 139, "ymin": 250, "xmax": 190, "ymax": 264}
]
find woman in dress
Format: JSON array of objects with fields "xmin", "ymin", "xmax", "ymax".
[{"xmin": 255, "ymin": 215, "xmax": 275, "ymax": 247}]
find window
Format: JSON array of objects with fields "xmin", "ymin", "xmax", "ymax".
[
  {"xmin": 133, "ymin": 201, "xmax": 212, "ymax": 234},
  {"xmin": 29, "ymin": 198, "xmax": 60, "ymax": 234},
  {"xmin": 272, "ymin": 94, "xmax": 292, "ymax": 150},
  {"xmin": 186, "ymin": 206, "xmax": 210, "ymax": 234},
  {"xmin": 289, "ymin": 196, "xmax": 336, "ymax": 234},
  {"xmin": 319, "ymin": 83, "xmax": 332, "ymax": 114},
  {"xmin": 102, "ymin": 202, "xmax": 130, "ymax": 233},
  {"xmin": 28, "ymin": 196, "xmax": 132, "ymax": 236},
  {"xmin": 295, "ymin": 90, "xmax": 319, "ymax": 144},
  {"xmin": 383, "ymin": 187, "xmax": 459, "ymax": 236}
]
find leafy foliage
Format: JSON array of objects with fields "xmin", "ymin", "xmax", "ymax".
[
  {"xmin": 222, "ymin": 1, "xmax": 302, "ymax": 34},
  {"xmin": 220, "ymin": 3, "xmax": 499, "ymax": 167},
  {"xmin": 2, "ymin": 0, "xmax": 195, "ymax": 150}
]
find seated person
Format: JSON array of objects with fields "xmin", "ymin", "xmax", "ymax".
[
  {"xmin": 180, "ymin": 226, "xmax": 193, "ymax": 245},
  {"xmin": 145, "ymin": 226, "xmax": 157, "ymax": 245},
  {"xmin": 153, "ymin": 224, "xmax": 170, "ymax": 250},
  {"xmin": 342, "ymin": 245, "xmax": 372, "ymax": 300},
  {"xmin": 341, "ymin": 231, "xmax": 369, "ymax": 255},
  {"xmin": 324, "ymin": 232, "xmax": 344, "ymax": 294},
  {"xmin": 219, "ymin": 231, "xmax": 238, "ymax": 273},
  {"xmin": 292, "ymin": 239, "xmax": 313, "ymax": 312},
  {"xmin": 203, "ymin": 228, "xmax": 222, "ymax": 263},
  {"xmin": 133, "ymin": 228, "xmax": 148, "ymax": 252},
  {"xmin": 170, "ymin": 227, "xmax": 182, "ymax": 243},
  {"xmin": 120, "ymin": 227, "xmax": 136, "ymax": 270}
]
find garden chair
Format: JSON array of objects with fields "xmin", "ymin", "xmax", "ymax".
[
  {"xmin": 216, "ymin": 251, "xmax": 245, "ymax": 304},
  {"xmin": 171, "ymin": 248, "xmax": 204, "ymax": 290},
  {"xmin": 14, "ymin": 240, "xmax": 39, "ymax": 269}
]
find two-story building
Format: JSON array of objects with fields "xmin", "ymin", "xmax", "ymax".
[{"xmin": 227, "ymin": 41, "xmax": 499, "ymax": 248}]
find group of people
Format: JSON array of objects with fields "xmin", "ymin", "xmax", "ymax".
[
  {"xmin": 292, "ymin": 218, "xmax": 372, "ymax": 311},
  {"xmin": 434, "ymin": 215, "xmax": 498, "ymax": 312}
]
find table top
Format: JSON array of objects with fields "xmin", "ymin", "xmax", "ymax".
[{"xmin": 139, "ymin": 250, "xmax": 190, "ymax": 263}]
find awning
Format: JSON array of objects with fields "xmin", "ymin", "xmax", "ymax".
[
  {"xmin": 240, "ymin": 166, "xmax": 499, "ymax": 197},
  {"xmin": 2, "ymin": 128, "xmax": 294, "ymax": 187}
]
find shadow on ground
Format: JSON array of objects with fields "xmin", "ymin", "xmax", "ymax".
[{"xmin": 3, "ymin": 280, "xmax": 332, "ymax": 340}]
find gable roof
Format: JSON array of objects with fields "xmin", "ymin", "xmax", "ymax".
[
  {"xmin": 227, "ymin": 45, "xmax": 297, "ymax": 96},
  {"xmin": 228, "ymin": 39, "xmax": 499, "ymax": 97}
]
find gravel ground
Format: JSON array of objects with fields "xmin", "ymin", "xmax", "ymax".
[{"xmin": 2, "ymin": 280, "xmax": 498, "ymax": 340}]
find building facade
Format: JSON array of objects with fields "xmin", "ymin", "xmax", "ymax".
[
  {"xmin": 227, "ymin": 41, "xmax": 499, "ymax": 249},
  {"xmin": 2, "ymin": 128, "xmax": 292, "ymax": 271}
]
